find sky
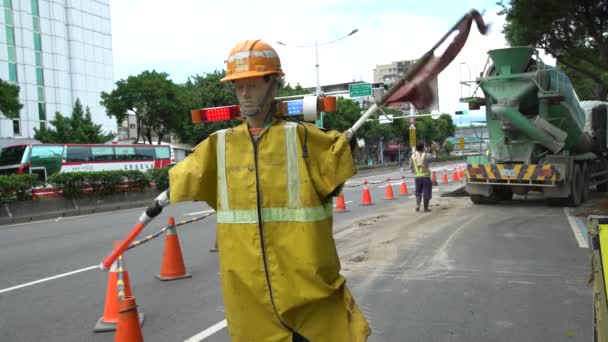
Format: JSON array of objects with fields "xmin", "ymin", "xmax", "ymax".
[{"xmin": 109, "ymin": 0, "xmax": 555, "ymax": 122}]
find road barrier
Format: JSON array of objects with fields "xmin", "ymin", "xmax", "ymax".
[
  {"xmin": 115, "ymin": 296, "xmax": 144, "ymax": 342},
  {"xmin": 589, "ymin": 215, "xmax": 608, "ymax": 342},
  {"xmin": 399, "ymin": 177, "xmax": 409, "ymax": 196},
  {"xmin": 343, "ymin": 166, "xmax": 465, "ymax": 189},
  {"xmin": 94, "ymin": 242, "xmax": 143, "ymax": 332},
  {"xmin": 92, "ymin": 213, "xmax": 214, "ymax": 339},
  {"xmin": 155, "ymin": 217, "xmax": 192, "ymax": 281},
  {"xmin": 335, "ymin": 193, "xmax": 348, "ymax": 213},
  {"xmin": 361, "ymin": 181, "xmax": 373, "ymax": 206},
  {"xmin": 384, "ymin": 179, "xmax": 395, "ymax": 200}
]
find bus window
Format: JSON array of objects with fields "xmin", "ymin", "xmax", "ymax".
[
  {"xmin": 0, "ymin": 145, "xmax": 28, "ymax": 166},
  {"xmin": 134, "ymin": 146, "xmax": 155, "ymax": 160},
  {"xmin": 91, "ymin": 146, "xmax": 115, "ymax": 161},
  {"xmin": 66, "ymin": 146, "xmax": 91, "ymax": 162},
  {"xmin": 115, "ymin": 146, "xmax": 135, "ymax": 160},
  {"xmin": 30, "ymin": 145, "xmax": 63, "ymax": 179},
  {"xmin": 154, "ymin": 146, "xmax": 170, "ymax": 159}
]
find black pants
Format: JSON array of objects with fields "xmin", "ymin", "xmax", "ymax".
[{"xmin": 415, "ymin": 177, "xmax": 432, "ymax": 201}]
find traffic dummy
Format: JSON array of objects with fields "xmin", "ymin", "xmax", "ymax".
[
  {"xmin": 169, "ymin": 40, "xmax": 371, "ymax": 341},
  {"xmin": 99, "ymin": 10, "xmax": 490, "ymax": 341}
]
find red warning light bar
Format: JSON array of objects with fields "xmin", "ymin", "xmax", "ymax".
[{"xmin": 192, "ymin": 105, "xmax": 241, "ymax": 123}]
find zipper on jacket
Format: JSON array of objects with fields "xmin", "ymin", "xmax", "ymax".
[{"xmin": 251, "ymin": 135, "xmax": 295, "ymax": 333}]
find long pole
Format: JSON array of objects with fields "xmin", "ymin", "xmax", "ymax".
[{"xmin": 315, "ymin": 40, "xmax": 321, "ymax": 96}]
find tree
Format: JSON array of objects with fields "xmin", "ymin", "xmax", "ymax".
[
  {"xmin": 173, "ymin": 70, "xmax": 239, "ymax": 145},
  {"xmin": 498, "ymin": 0, "xmax": 608, "ymax": 100},
  {"xmin": 100, "ymin": 70, "xmax": 182, "ymax": 144},
  {"xmin": 34, "ymin": 99, "xmax": 115, "ymax": 143},
  {"xmin": 277, "ymin": 82, "xmax": 310, "ymax": 97},
  {"xmin": 0, "ymin": 78, "xmax": 23, "ymax": 119},
  {"xmin": 323, "ymin": 97, "xmax": 362, "ymax": 132}
]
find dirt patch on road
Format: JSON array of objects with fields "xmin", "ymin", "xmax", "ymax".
[
  {"xmin": 336, "ymin": 197, "xmax": 469, "ymax": 277},
  {"xmin": 574, "ymin": 198, "xmax": 608, "ymax": 217},
  {"xmin": 440, "ymin": 186, "xmax": 468, "ymax": 197}
]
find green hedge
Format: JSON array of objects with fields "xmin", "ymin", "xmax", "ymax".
[
  {"xmin": 0, "ymin": 174, "xmax": 41, "ymax": 203},
  {"xmin": 146, "ymin": 165, "xmax": 173, "ymax": 193},
  {"xmin": 47, "ymin": 170, "xmax": 151, "ymax": 198}
]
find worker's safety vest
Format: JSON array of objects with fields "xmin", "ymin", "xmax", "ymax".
[
  {"xmin": 169, "ymin": 119, "xmax": 371, "ymax": 342},
  {"xmin": 412, "ymin": 152, "xmax": 430, "ymax": 178}
]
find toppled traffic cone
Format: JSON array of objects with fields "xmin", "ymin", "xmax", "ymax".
[
  {"xmin": 361, "ymin": 180, "xmax": 373, "ymax": 206},
  {"xmin": 384, "ymin": 179, "xmax": 395, "ymax": 200},
  {"xmin": 431, "ymin": 171, "xmax": 438, "ymax": 186},
  {"xmin": 399, "ymin": 177, "xmax": 409, "ymax": 195},
  {"xmin": 335, "ymin": 193, "xmax": 348, "ymax": 212},
  {"xmin": 115, "ymin": 296, "xmax": 144, "ymax": 342},
  {"xmin": 442, "ymin": 170, "xmax": 448, "ymax": 184},
  {"xmin": 95, "ymin": 241, "xmax": 144, "ymax": 332},
  {"xmin": 156, "ymin": 216, "xmax": 192, "ymax": 281}
]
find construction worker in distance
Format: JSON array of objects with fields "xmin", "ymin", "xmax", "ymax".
[
  {"xmin": 167, "ymin": 40, "xmax": 370, "ymax": 342},
  {"xmin": 411, "ymin": 142, "xmax": 437, "ymax": 212}
]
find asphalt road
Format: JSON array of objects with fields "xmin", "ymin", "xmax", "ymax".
[{"xmin": 0, "ymin": 161, "xmax": 594, "ymax": 342}]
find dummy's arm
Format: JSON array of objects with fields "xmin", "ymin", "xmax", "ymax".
[{"xmin": 99, "ymin": 189, "xmax": 171, "ymax": 270}]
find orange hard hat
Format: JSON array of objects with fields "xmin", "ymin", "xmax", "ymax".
[{"xmin": 221, "ymin": 39, "xmax": 285, "ymax": 82}]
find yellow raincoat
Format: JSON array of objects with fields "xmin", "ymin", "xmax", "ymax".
[{"xmin": 169, "ymin": 119, "xmax": 370, "ymax": 341}]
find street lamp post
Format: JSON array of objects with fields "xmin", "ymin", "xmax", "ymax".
[{"xmin": 276, "ymin": 29, "xmax": 359, "ymax": 96}]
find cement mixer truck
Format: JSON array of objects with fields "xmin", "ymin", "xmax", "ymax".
[{"xmin": 461, "ymin": 47, "xmax": 608, "ymax": 206}]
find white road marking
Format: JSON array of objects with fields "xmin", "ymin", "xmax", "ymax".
[
  {"xmin": 564, "ymin": 208, "xmax": 589, "ymax": 248},
  {"xmin": 0, "ymin": 265, "xmax": 98, "ymax": 295},
  {"xmin": 334, "ymin": 226, "xmax": 359, "ymax": 239},
  {"xmin": 184, "ymin": 319, "xmax": 228, "ymax": 341},
  {"xmin": 185, "ymin": 210, "xmax": 215, "ymax": 216},
  {"xmin": 332, "ymin": 201, "xmax": 352, "ymax": 208},
  {"xmin": 408, "ymin": 195, "xmax": 416, "ymax": 199}
]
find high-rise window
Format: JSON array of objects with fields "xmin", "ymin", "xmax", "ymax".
[
  {"xmin": 12, "ymin": 119, "xmax": 20, "ymax": 135},
  {"xmin": 31, "ymin": 0, "xmax": 46, "ymax": 126},
  {"xmin": 4, "ymin": 0, "xmax": 18, "ymax": 83}
]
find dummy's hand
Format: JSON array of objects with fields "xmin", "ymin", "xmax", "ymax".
[{"xmin": 144, "ymin": 189, "xmax": 170, "ymax": 220}]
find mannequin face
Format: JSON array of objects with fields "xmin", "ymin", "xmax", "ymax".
[{"xmin": 234, "ymin": 76, "xmax": 277, "ymax": 117}]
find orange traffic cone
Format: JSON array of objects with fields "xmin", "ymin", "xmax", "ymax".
[
  {"xmin": 335, "ymin": 193, "xmax": 348, "ymax": 212},
  {"xmin": 461, "ymin": 167, "xmax": 465, "ymax": 179},
  {"xmin": 452, "ymin": 169, "xmax": 458, "ymax": 181},
  {"xmin": 114, "ymin": 296, "xmax": 144, "ymax": 342},
  {"xmin": 156, "ymin": 217, "xmax": 192, "ymax": 281},
  {"xmin": 442, "ymin": 170, "xmax": 448, "ymax": 184},
  {"xmin": 431, "ymin": 171, "xmax": 438, "ymax": 186},
  {"xmin": 384, "ymin": 179, "xmax": 395, "ymax": 200},
  {"xmin": 95, "ymin": 241, "xmax": 144, "ymax": 332},
  {"xmin": 361, "ymin": 180, "xmax": 373, "ymax": 205},
  {"xmin": 399, "ymin": 177, "xmax": 409, "ymax": 195}
]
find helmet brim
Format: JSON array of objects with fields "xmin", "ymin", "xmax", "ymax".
[{"xmin": 221, "ymin": 70, "xmax": 285, "ymax": 82}]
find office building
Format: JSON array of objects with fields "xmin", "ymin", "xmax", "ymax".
[{"xmin": 0, "ymin": 0, "xmax": 114, "ymax": 143}]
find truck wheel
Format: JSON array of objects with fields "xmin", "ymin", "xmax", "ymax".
[
  {"xmin": 495, "ymin": 187, "xmax": 513, "ymax": 201},
  {"xmin": 582, "ymin": 163, "xmax": 590, "ymax": 202},
  {"xmin": 546, "ymin": 198, "xmax": 566, "ymax": 206},
  {"xmin": 567, "ymin": 164, "xmax": 583, "ymax": 207},
  {"xmin": 470, "ymin": 194, "xmax": 496, "ymax": 204},
  {"xmin": 470, "ymin": 194, "xmax": 485, "ymax": 204}
]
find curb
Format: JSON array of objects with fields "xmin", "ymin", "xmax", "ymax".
[{"xmin": 0, "ymin": 190, "xmax": 158, "ymax": 226}]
